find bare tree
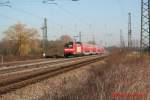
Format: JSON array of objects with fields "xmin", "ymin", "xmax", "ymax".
[
  {"xmin": 3, "ymin": 22, "xmax": 40, "ymax": 56},
  {"xmin": 45, "ymin": 35, "xmax": 72, "ymax": 57},
  {"xmin": 60, "ymin": 35, "xmax": 73, "ymax": 44},
  {"xmin": 87, "ymin": 41, "xmax": 96, "ymax": 45}
]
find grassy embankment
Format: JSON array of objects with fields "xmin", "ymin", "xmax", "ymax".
[
  {"xmin": 48, "ymin": 51, "xmax": 150, "ymax": 100},
  {"xmin": 1, "ymin": 50, "xmax": 149, "ymax": 100}
]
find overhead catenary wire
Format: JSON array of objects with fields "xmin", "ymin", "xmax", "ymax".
[
  {"xmin": 43, "ymin": 0, "xmax": 79, "ymax": 3},
  {"xmin": 10, "ymin": 7, "xmax": 44, "ymax": 20},
  {"xmin": 0, "ymin": 1, "xmax": 10, "ymax": 5},
  {"xmin": 0, "ymin": 0, "xmax": 11, "ymax": 8},
  {"xmin": 116, "ymin": 0, "xmax": 127, "ymax": 30},
  {"xmin": 0, "ymin": 0, "xmax": 83, "ymax": 38},
  {"xmin": 54, "ymin": 4, "xmax": 95, "ymax": 40},
  {"xmin": 116, "ymin": 0, "xmax": 126, "ymax": 17},
  {"xmin": 56, "ymin": 5, "xmax": 90, "ymax": 28},
  {"xmin": 0, "ymin": 13, "xmax": 19, "ymax": 22},
  {"xmin": 0, "ymin": 0, "xmax": 81, "ymax": 29},
  {"xmin": 0, "ymin": 1, "xmax": 43, "ymax": 25},
  {"xmin": 43, "ymin": 0, "xmax": 90, "ymax": 31},
  {"xmin": 0, "ymin": 4, "xmax": 74, "ymax": 35},
  {"xmin": 0, "ymin": 12, "xmax": 43, "ymax": 28},
  {"xmin": 11, "ymin": 1, "xmax": 76, "ymax": 33}
]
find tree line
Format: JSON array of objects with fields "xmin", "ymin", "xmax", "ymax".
[{"xmin": 0, "ymin": 22, "xmax": 72, "ymax": 59}]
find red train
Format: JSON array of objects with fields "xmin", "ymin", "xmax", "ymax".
[{"xmin": 64, "ymin": 42, "xmax": 105, "ymax": 57}]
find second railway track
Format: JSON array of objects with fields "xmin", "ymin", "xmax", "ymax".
[
  {"xmin": 0, "ymin": 56, "xmax": 92, "ymax": 74},
  {"xmin": 0, "ymin": 55, "xmax": 107, "ymax": 95}
]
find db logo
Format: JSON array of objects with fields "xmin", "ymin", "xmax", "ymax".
[{"xmin": 112, "ymin": 92, "xmax": 145, "ymax": 98}]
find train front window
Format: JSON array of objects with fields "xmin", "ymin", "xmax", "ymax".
[{"xmin": 65, "ymin": 42, "xmax": 73, "ymax": 48}]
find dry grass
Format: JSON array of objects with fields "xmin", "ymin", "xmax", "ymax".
[
  {"xmin": 46, "ymin": 51, "xmax": 150, "ymax": 100},
  {"xmin": 0, "ymin": 51, "xmax": 149, "ymax": 100},
  {"xmin": 37, "ymin": 51, "xmax": 150, "ymax": 100}
]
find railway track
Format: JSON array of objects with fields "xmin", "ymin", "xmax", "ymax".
[
  {"xmin": 0, "ymin": 58, "xmax": 60, "ymax": 68},
  {"xmin": 0, "ymin": 55, "xmax": 107, "ymax": 95},
  {"xmin": 0, "ymin": 56, "xmax": 97, "ymax": 74}
]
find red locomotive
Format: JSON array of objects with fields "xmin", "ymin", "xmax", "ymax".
[{"xmin": 64, "ymin": 42, "xmax": 105, "ymax": 57}]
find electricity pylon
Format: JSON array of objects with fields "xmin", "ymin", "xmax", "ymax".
[
  {"xmin": 120, "ymin": 30, "xmax": 125, "ymax": 48},
  {"xmin": 141, "ymin": 0, "xmax": 150, "ymax": 54},
  {"xmin": 42, "ymin": 18, "xmax": 48, "ymax": 56},
  {"xmin": 128, "ymin": 12, "xmax": 132, "ymax": 48}
]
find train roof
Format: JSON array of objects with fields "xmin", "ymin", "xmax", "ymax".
[{"xmin": 65, "ymin": 41, "xmax": 105, "ymax": 48}]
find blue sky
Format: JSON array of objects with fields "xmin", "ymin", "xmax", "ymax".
[{"xmin": 0, "ymin": 0, "xmax": 140, "ymax": 46}]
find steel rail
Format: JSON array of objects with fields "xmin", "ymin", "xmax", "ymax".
[
  {"xmin": 0, "ymin": 58, "xmax": 59, "ymax": 67},
  {"xmin": 0, "ymin": 55, "xmax": 106, "ymax": 95},
  {"xmin": 0, "ymin": 56, "xmax": 98, "ymax": 74}
]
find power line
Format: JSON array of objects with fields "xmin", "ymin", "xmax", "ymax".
[
  {"xmin": 43, "ymin": 0, "xmax": 79, "ymax": 2},
  {"xmin": 10, "ymin": 7, "xmax": 44, "ymax": 20},
  {"xmin": 0, "ymin": 0, "xmax": 83, "ymax": 35},
  {"xmin": 2, "ymin": 0, "xmax": 84, "ymax": 38},
  {"xmin": 12, "ymin": 1, "xmax": 75, "ymax": 34},
  {"xmin": 0, "ymin": 1, "xmax": 11, "ymax": 7},
  {"xmin": 116, "ymin": 0, "xmax": 126, "ymax": 16},
  {"xmin": 0, "ymin": 0, "xmax": 77, "ymax": 36},
  {"xmin": 116, "ymin": 0, "xmax": 127, "ymax": 24},
  {"xmin": 43, "ymin": 1, "xmax": 89, "ymax": 32},
  {"xmin": 45, "ymin": 3, "xmax": 80, "ymax": 34},
  {"xmin": 42, "ymin": 0, "xmax": 57, "ymax": 5},
  {"xmin": 0, "ymin": 1, "xmax": 44, "ymax": 22},
  {"xmin": 8, "ymin": 5, "xmax": 75, "ymax": 33},
  {"xmin": 56, "ymin": 5, "xmax": 89, "ymax": 28},
  {"xmin": 0, "ymin": 13, "xmax": 18, "ymax": 22},
  {"xmin": 0, "ymin": 12, "xmax": 44, "ymax": 28}
]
